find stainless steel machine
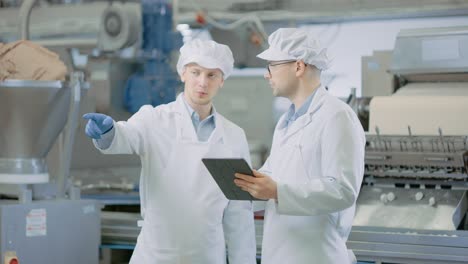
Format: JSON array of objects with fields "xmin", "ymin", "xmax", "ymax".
[
  {"xmin": 347, "ymin": 26, "xmax": 468, "ymax": 263},
  {"xmin": 0, "ymin": 74, "xmax": 101, "ymax": 264},
  {"xmin": 0, "ymin": 1, "xmax": 101, "ymax": 262}
]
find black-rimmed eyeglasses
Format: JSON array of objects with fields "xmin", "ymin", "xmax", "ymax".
[{"xmin": 266, "ymin": 60, "xmax": 296, "ymax": 76}]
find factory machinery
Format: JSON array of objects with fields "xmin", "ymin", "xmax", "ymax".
[
  {"xmin": 5, "ymin": 2, "xmax": 467, "ymax": 263},
  {"xmin": 346, "ymin": 26, "xmax": 468, "ymax": 263},
  {"xmin": 0, "ymin": 74, "xmax": 101, "ymax": 263},
  {"xmin": 0, "ymin": 1, "xmax": 101, "ymax": 262}
]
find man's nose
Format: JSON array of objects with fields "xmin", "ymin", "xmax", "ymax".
[{"xmin": 198, "ymin": 75, "xmax": 208, "ymax": 87}]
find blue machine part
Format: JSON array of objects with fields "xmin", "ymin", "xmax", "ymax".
[
  {"xmin": 124, "ymin": 0, "xmax": 182, "ymax": 113},
  {"xmin": 141, "ymin": 0, "xmax": 172, "ymax": 53},
  {"xmin": 124, "ymin": 59, "xmax": 179, "ymax": 113}
]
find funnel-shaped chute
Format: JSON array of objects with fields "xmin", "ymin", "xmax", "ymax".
[{"xmin": 0, "ymin": 80, "xmax": 71, "ymax": 183}]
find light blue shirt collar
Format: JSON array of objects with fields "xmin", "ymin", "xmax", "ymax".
[
  {"xmin": 181, "ymin": 93, "xmax": 216, "ymax": 141},
  {"xmin": 182, "ymin": 94, "xmax": 216, "ymax": 122},
  {"xmin": 279, "ymin": 88, "xmax": 318, "ymax": 129}
]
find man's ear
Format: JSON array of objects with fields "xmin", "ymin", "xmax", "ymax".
[
  {"xmin": 180, "ymin": 69, "xmax": 186, "ymax": 82},
  {"xmin": 295, "ymin": 61, "xmax": 307, "ymax": 77}
]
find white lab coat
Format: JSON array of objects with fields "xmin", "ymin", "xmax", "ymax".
[
  {"xmin": 259, "ymin": 86, "xmax": 365, "ymax": 264},
  {"xmin": 95, "ymin": 94, "xmax": 256, "ymax": 264}
]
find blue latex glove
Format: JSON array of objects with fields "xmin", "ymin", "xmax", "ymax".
[{"xmin": 83, "ymin": 113, "xmax": 114, "ymax": 139}]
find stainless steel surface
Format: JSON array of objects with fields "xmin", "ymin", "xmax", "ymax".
[
  {"xmin": 365, "ymin": 134, "xmax": 468, "ymax": 180},
  {"xmin": 57, "ymin": 72, "xmax": 85, "ymax": 197},
  {"xmin": 350, "ymin": 131, "xmax": 468, "ymax": 262},
  {"xmin": 390, "ymin": 26, "xmax": 468, "ymax": 76},
  {"xmin": 348, "ymin": 227, "xmax": 468, "ymax": 264},
  {"xmin": 353, "ymin": 186, "xmax": 467, "ymax": 230},
  {"xmin": 101, "ymin": 211, "xmax": 141, "ymax": 245},
  {"xmin": 348, "ymin": 95, "xmax": 371, "ymax": 131},
  {"xmin": 0, "ymin": 199, "xmax": 101, "ymax": 264},
  {"xmin": 100, "ymin": 211, "xmax": 264, "ymax": 255},
  {"xmin": 0, "ymin": 72, "xmax": 99, "ymax": 264},
  {"xmin": 0, "ymin": 80, "xmax": 71, "ymax": 182},
  {"xmin": 18, "ymin": 0, "xmax": 35, "ymax": 39},
  {"xmin": 348, "ymin": 26, "xmax": 468, "ymax": 263},
  {"xmin": 0, "ymin": 158, "xmax": 47, "ymax": 175}
]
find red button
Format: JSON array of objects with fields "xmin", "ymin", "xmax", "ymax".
[{"xmin": 9, "ymin": 258, "xmax": 18, "ymax": 264}]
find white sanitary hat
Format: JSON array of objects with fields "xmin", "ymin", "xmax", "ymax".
[
  {"xmin": 257, "ymin": 28, "xmax": 331, "ymax": 70},
  {"xmin": 176, "ymin": 39, "xmax": 234, "ymax": 79}
]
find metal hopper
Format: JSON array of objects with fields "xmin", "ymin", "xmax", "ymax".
[{"xmin": 0, "ymin": 74, "xmax": 85, "ymax": 185}]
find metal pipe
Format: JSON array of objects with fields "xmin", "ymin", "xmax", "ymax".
[
  {"xmin": 18, "ymin": 0, "xmax": 37, "ymax": 40},
  {"xmin": 172, "ymin": 0, "xmax": 178, "ymax": 31},
  {"xmin": 176, "ymin": 8, "xmax": 468, "ymax": 25},
  {"xmin": 57, "ymin": 72, "xmax": 83, "ymax": 198}
]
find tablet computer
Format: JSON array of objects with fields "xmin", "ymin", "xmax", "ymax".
[{"xmin": 202, "ymin": 158, "xmax": 262, "ymax": 201}]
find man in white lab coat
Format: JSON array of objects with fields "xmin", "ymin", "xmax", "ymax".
[
  {"xmin": 83, "ymin": 39, "xmax": 256, "ymax": 264},
  {"xmin": 234, "ymin": 28, "xmax": 365, "ymax": 264}
]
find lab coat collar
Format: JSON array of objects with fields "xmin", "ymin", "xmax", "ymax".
[
  {"xmin": 279, "ymin": 85, "xmax": 327, "ymax": 143},
  {"xmin": 174, "ymin": 93, "xmax": 225, "ymax": 143}
]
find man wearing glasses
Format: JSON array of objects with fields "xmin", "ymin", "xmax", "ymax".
[{"xmin": 235, "ymin": 28, "xmax": 365, "ymax": 264}]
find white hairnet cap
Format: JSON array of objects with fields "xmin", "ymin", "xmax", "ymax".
[
  {"xmin": 176, "ymin": 39, "xmax": 234, "ymax": 79},
  {"xmin": 257, "ymin": 28, "xmax": 331, "ymax": 70}
]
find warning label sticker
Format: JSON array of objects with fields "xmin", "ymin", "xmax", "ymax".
[{"xmin": 26, "ymin": 208, "xmax": 47, "ymax": 237}]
